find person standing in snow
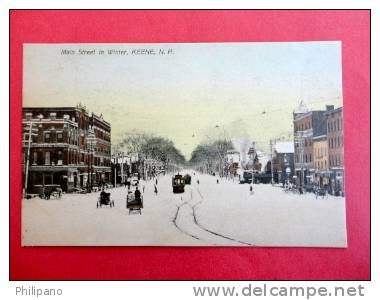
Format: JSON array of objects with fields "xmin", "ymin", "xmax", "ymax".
[
  {"xmin": 134, "ymin": 187, "xmax": 141, "ymax": 203},
  {"xmin": 126, "ymin": 178, "xmax": 131, "ymax": 190},
  {"xmin": 154, "ymin": 184, "xmax": 158, "ymax": 195},
  {"xmin": 250, "ymin": 185, "xmax": 254, "ymax": 195}
]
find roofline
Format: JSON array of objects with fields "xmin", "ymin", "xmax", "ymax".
[
  {"xmin": 91, "ymin": 113, "xmax": 111, "ymax": 126},
  {"xmin": 324, "ymin": 106, "xmax": 343, "ymax": 115},
  {"xmin": 294, "ymin": 110, "xmax": 326, "ymax": 121}
]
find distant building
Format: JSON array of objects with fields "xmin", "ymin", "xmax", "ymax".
[
  {"xmin": 247, "ymin": 142, "xmax": 262, "ymax": 172},
  {"xmin": 313, "ymin": 135, "xmax": 330, "ymax": 187},
  {"xmin": 293, "ymin": 101, "xmax": 333, "ymax": 186},
  {"xmin": 226, "ymin": 150, "xmax": 240, "ymax": 176},
  {"xmin": 22, "ymin": 105, "xmax": 111, "ymax": 193},
  {"xmin": 325, "ymin": 106, "xmax": 344, "ymax": 195},
  {"xmin": 272, "ymin": 141, "xmax": 294, "ymax": 183}
]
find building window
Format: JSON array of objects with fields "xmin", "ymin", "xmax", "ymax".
[
  {"xmin": 44, "ymin": 173, "xmax": 53, "ymax": 185},
  {"xmin": 57, "ymin": 151, "xmax": 63, "ymax": 165},
  {"xmin": 45, "ymin": 151, "xmax": 50, "ymax": 165},
  {"xmin": 44, "ymin": 132, "xmax": 50, "ymax": 143},
  {"xmin": 57, "ymin": 132, "xmax": 63, "ymax": 142},
  {"xmin": 33, "ymin": 152, "xmax": 37, "ymax": 165}
]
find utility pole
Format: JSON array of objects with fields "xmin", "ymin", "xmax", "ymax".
[
  {"xmin": 300, "ymin": 137, "xmax": 305, "ymax": 188},
  {"xmin": 270, "ymin": 139, "xmax": 274, "ymax": 185},
  {"xmin": 120, "ymin": 152, "xmax": 124, "ymax": 184},
  {"xmin": 114, "ymin": 155, "xmax": 117, "ymax": 188},
  {"xmin": 23, "ymin": 121, "xmax": 37, "ymax": 198}
]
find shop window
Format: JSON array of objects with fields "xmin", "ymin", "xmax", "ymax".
[{"xmin": 44, "ymin": 174, "xmax": 53, "ymax": 185}]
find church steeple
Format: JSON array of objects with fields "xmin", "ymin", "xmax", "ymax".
[{"xmin": 293, "ymin": 100, "xmax": 308, "ymax": 117}]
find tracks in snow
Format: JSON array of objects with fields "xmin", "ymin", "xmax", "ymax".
[{"xmin": 172, "ymin": 187, "xmax": 253, "ymax": 246}]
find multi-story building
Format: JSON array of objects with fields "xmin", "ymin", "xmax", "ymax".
[
  {"xmin": 293, "ymin": 102, "xmax": 332, "ymax": 186},
  {"xmin": 312, "ymin": 135, "xmax": 330, "ymax": 188},
  {"xmin": 272, "ymin": 141, "xmax": 294, "ymax": 183},
  {"xmin": 325, "ymin": 106, "xmax": 344, "ymax": 196},
  {"xmin": 225, "ymin": 149, "xmax": 240, "ymax": 177},
  {"xmin": 22, "ymin": 105, "xmax": 111, "ymax": 193},
  {"xmin": 91, "ymin": 113, "xmax": 112, "ymax": 185}
]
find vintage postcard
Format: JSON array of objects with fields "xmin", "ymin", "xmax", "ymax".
[{"xmin": 22, "ymin": 42, "xmax": 346, "ymax": 247}]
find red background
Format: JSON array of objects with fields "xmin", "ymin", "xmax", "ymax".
[{"xmin": 10, "ymin": 10, "xmax": 370, "ymax": 280}]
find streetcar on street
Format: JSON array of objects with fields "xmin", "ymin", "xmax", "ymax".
[{"xmin": 172, "ymin": 174, "xmax": 185, "ymax": 193}]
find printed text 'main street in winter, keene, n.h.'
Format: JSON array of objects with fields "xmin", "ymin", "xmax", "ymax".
[{"xmin": 61, "ymin": 48, "xmax": 174, "ymax": 56}]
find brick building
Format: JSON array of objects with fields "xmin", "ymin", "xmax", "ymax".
[
  {"xmin": 293, "ymin": 102, "xmax": 332, "ymax": 186},
  {"xmin": 22, "ymin": 105, "xmax": 111, "ymax": 193},
  {"xmin": 272, "ymin": 141, "xmax": 294, "ymax": 183},
  {"xmin": 325, "ymin": 107, "xmax": 344, "ymax": 196},
  {"xmin": 312, "ymin": 135, "xmax": 330, "ymax": 187}
]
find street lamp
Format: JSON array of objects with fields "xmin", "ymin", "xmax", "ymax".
[{"xmin": 86, "ymin": 126, "xmax": 96, "ymax": 192}]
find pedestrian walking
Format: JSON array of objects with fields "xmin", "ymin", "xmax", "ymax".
[
  {"xmin": 142, "ymin": 185, "xmax": 145, "ymax": 193},
  {"xmin": 197, "ymin": 179, "xmax": 199, "ymax": 184},
  {"xmin": 155, "ymin": 178, "xmax": 158, "ymax": 185},
  {"xmin": 216, "ymin": 179, "xmax": 219, "ymax": 184},
  {"xmin": 154, "ymin": 184, "xmax": 158, "ymax": 195},
  {"xmin": 250, "ymin": 185, "xmax": 254, "ymax": 195}
]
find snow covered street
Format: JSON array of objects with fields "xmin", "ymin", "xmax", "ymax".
[{"xmin": 23, "ymin": 171, "xmax": 347, "ymax": 247}]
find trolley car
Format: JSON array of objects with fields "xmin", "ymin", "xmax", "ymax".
[{"xmin": 172, "ymin": 174, "xmax": 185, "ymax": 193}]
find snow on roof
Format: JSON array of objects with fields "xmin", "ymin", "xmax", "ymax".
[{"xmin": 274, "ymin": 141, "xmax": 294, "ymax": 154}]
